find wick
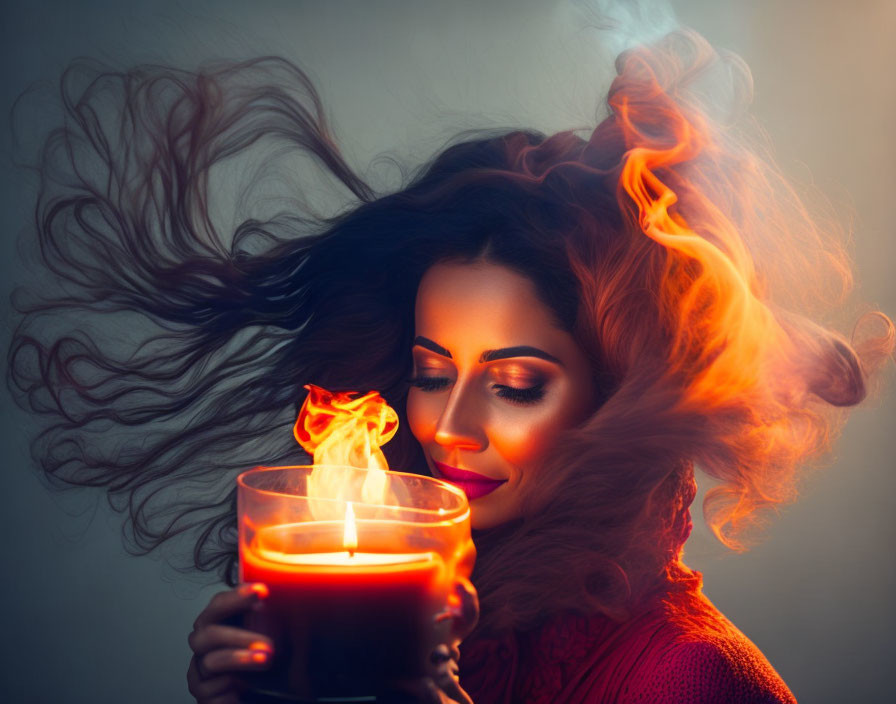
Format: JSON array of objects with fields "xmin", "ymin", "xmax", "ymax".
[{"xmin": 348, "ymin": 549, "xmax": 355, "ymax": 558}]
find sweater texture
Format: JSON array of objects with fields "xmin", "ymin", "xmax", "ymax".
[{"xmin": 458, "ymin": 571, "xmax": 796, "ymax": 704}]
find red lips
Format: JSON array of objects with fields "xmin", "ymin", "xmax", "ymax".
[{"xmin": 432, "ymin": 461, "xmax": 507, "ymax": 501}]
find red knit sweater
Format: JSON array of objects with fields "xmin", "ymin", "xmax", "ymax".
[{"xmin": 458, "ymin": 573, "xmax": 797, "ymax": 704}]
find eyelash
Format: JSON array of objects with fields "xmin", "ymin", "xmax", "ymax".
[
  {"xmin": 407, "ymin": 376, "xmax": 451, "ymax": 392},
  {"xmin": 407, "ymin": 376, "xmax": 546, "ymax": 406}
]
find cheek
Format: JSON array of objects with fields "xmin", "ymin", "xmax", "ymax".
[
  {"xmin": 406, "ymin": 389, "xmax": 438, "ymax": 444},
  {"xmin": 491, "ymin": 388, "xmax": 591, "ymax": 471},
  {"xmin": 489, "ymin": 405, "xmax": 571, "ymax": 470}
]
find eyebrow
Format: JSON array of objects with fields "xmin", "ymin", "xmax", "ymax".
[
  {"xmin": 413, "ymin": 336, "xmax": 563, "ymax": 366},
  {"xmin": 413, "ymin": 336, "xmax": 452, "ymax": 358}
]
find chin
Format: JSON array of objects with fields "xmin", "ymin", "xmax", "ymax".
[
  {"xmin": 468, "ymin": 492, "xmax": 520, "ymax": 531},
  {"xmin": 470, "ymin": 509, "xmax": 495, "ymax": 531}
]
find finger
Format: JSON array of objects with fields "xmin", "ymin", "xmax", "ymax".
[
  {"xmin": 425, "ymin": 647, "xmax": 473, "ymax": 704},
  {"xmin": 187, "ymin": 655, "xmax": 203, "ymax": 695},
  {"xmin": 418, "ymin": 678, "xmax": 449, "ymax": 704},
  {"xmin": 433, "ymin": 665, "xmax": 473, "ymax": 704},
  {"xmin": 198, "ymin": 694, "xmax": 242, "ymax": 704},
  {"xmin": 452, "ymin": 578, "xmax": 479, "ymax": 640},
  {"xmin": 199, "ymin": 647, "xmax": 273, "ymax": 678},
  {"xmin": 188, "ymin": 656, "xmax": 247, "ymax": 701},
  {"xmin": 379, "ymin": 676, "xmax": 445, "ymax": 704},
  {"xmin": 192, "ymin": 672, "xmax": 246, "ymax": 699},
  {"xmin": 429, "ymin": 643, "xmax": 452, "ymax": 669},
  {"xmin": 193, "ymin": 583, "xmax": 269, "ymax": 630},
  {"xmin": 188, "ymin": 623, "xmax": 274, "ymax": 657}
]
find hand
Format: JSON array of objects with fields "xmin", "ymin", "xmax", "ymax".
[
  {"xmin": 187, "ymin": 579, "xmax": 479, "ymax": 704},
  {"xmin": 424, "ymin": 644, "xmax": 474, "ymax": 704},
  {"xmin": 428, "ymin": 578, "xmax": 479, "ymax": 704},
  {"xmin": 378, "ymin": 578, "xmax": 478, "ymax": 704},
  {"xmin": 187, "ymin": 583, "xmax": 274, "ymax": 704}
]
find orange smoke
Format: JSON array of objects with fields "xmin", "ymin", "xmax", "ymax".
[
  {"xmin": 606, "ymin": 36, "xmax": 893, "ymax": 548},
  {"xmin": 615, "ymin": 82, "xmax": 785, "ymax": 407}
]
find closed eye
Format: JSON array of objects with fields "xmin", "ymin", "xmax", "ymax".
[
  {"xmin": 492, "ymin": 383, "xmax": 546, "ymax": 406},
  {"xmin": 409, "ymin": 374, "xmax": 546, "ymax": 406},
  {"xmin": 408, "ymin": 376, "xmax": 451, "ymax": 392}
]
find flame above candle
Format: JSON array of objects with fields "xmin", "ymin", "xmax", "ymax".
[
  {"xmin": 294, "ymin": 383, "xmax": 400, "ymax": 518},
  {"xmin": 294, "ymin": 384, "xmax": 398, "ymax": 470}
]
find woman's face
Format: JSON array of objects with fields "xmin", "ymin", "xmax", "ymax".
[{"xmin": 406, "ymin": 260, "xmax": 597, "ymax": 530}]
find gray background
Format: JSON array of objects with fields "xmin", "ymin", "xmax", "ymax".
[{"xmin": 1, "ymin": 1, "xmax": 893, "ymax": 702}]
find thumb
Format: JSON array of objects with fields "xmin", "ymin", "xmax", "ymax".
[{"xmin": 448, "ymin": 577, "xmax": 479, "ymax": 642}]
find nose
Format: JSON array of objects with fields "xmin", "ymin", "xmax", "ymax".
[{"xmin": 433, "ymin": 378, "xmax": 487, "ymax": 453}]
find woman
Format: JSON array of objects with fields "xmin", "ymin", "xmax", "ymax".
[{"xmin": 8, "ymin": 30, "xmax": 891, "ymax": 703}]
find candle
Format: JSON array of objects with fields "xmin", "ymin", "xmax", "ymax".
[
  {"xmin": 242, "ymin": 522, "xmax": 447, "ymax": 698},
  {"xmin": 237, "ymin": 465, "xmax": 473, "ymax": 701}
]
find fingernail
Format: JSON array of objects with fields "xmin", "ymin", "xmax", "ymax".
[
  {"xmin": 247, "ymin": 583, "xmax": 269, "ymax": 600},
  {"xmin": 250, "ymin": 650, "xmax": 269, "ymax": 664},
  {"xmin": 433, "ymin": 609, "xmax": 452, "ymax": 624},
  {"xmin": 249, "ymin": 641, "xmax": 273, "ymax": 654}
]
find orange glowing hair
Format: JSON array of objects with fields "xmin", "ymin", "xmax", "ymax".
[
  {"xmin": 599, "ymin": 33, "xmax": 893, "ymax": 548},
  {"xmin": 466, "ymin": 31, "xmax": 893, "ymax": 630}
]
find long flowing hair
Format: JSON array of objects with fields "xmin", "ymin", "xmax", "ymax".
[{"xmin": 8, "ymin": 31, "xmax": 892, "ymax": 634}]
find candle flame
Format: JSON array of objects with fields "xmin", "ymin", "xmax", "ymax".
[
  {"xmin": 294, "ymin": 384, "xmax": 398, "ymax": 471},
  {"xmin": 344, "ymin": 501, "xmax": 358, "ymax": 557},
  {"xmin": 294, "ymin": 384, "xmax": 399, "ymax": 519}
]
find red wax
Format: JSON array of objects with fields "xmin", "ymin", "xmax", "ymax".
[{"xmin": 240, "ymin": 523, "xmax": 448, "ymax": 699}]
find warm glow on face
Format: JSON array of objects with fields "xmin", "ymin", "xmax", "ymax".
[{"xmin": 406, "ymin": 261, "xmax": 597, "ymax": 530}]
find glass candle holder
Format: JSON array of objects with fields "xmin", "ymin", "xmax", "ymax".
[{"xmin": 237, "ymin": 464, "xmax": 474, "ymax": 702}]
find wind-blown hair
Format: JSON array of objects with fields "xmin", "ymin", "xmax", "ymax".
[{"xmin": 8, "ymin": 30, "xmax": 892, "ymax": 634}]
